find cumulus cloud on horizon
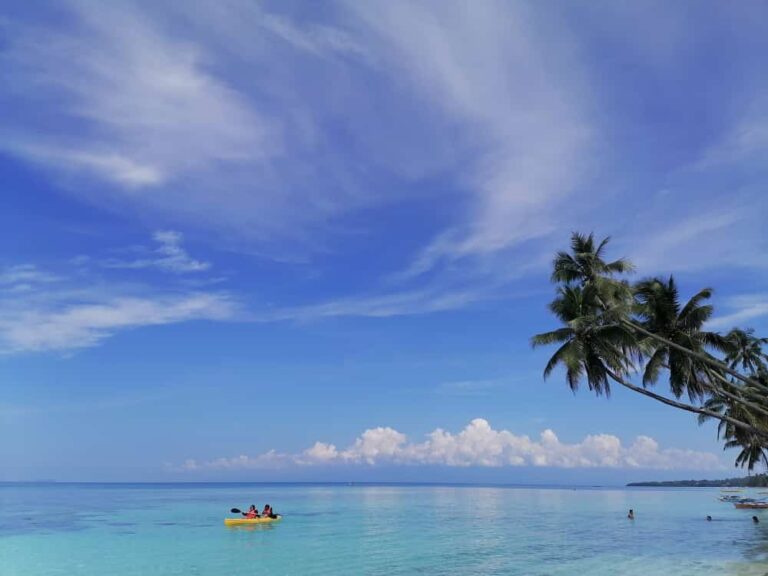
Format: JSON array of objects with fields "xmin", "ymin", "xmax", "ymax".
[{"xmin": 174, "ymin": 418, "xmax": 723, "ymax": 472}]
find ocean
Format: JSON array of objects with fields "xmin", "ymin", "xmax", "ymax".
[{"xmin": 1, "ymin": 483, "xmax": 766, "ymax": 575}]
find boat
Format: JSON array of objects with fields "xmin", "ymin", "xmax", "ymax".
[
  {"xmin": 719, "ymin": 495, "xmax": 745, "ymax": 502},
  {"xmin": 734, "ymin": 502, "xmax": 768, "ymax": 510},
  {"xmin": 224, "ymin": 515, "xmax": 282, "ymax": 526}
]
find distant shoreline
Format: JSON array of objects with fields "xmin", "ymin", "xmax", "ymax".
[
  {"xmin": 628, "ymin": 475, "xmax": 768, "ymax": 488},
  {"xmin": 5, "ymin": 478, "xmax": 766, "ymax": 488}
]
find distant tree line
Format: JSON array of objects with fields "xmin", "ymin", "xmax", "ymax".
[
  {"xmin": 533, "ymin": 233, "xmax": 768, "ymax": 471},
  {"xmin": 628, "ymin": 474, "xmax": 768, "ymax": 488}
]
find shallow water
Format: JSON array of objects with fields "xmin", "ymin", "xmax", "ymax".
[{"xmin": 1, "ymin": 483, "xmax": 767, "ymax": 575}]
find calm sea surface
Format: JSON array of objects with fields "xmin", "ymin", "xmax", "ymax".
[{"xmin": 1, "ymin": 483, "xmax": 767, "ymax": 575}]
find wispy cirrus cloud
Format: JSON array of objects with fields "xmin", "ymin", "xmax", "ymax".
[
  {"xmin": 0, "ymin": 0, "xmax": 593, "ymax": 265},
  {"xmin": 1, "ymin": 0, "xmax": 765, "ymax": 324},
  {"xmin": 0, "ymin": 231, "xmax": 235, "ymax": 354},
  {"xmin": 103, "ymin": 230, "xmax": 210, "ymax": 274},
  {"xmin": 436, "ymin": 379, "xmax": 503, "ymax": 397},
  {"xmin": 0, "ymin": 1, "xmax": 376, "ymax": 252},
  {"xmin": 263, "ymin": 286, "xmax": 490, "ymax": 321},
  {"xmin": 173, "ymin": 418, "xmax": 723, "ymax": 472},
  {"xmin": 696, "ymin": 96, "xmax": 768, "ymax": 170},
  {"xmin": 0, "ymin": 2, "xmax": 271, "ymax": 188},
  {"xmin": 708, "ymin": 294, "xmax": 768, "ymax": 331},
  {"xmin": 0, "ymin": 264, "xmax": 60, "ymax": 288},
  {"xmin": 624, "ymin": 205, "xmax": 766, "ymax": 274},
  {"xmin": 0, "ymin": 290, "xmax": 236, "ymax": 354},
  {"xmin": 347, "ymin": 1, "xmax": 592, "ymax": 277}
]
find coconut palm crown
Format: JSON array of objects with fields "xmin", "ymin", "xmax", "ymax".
[{"xmin": 634, "ymin": 277, "xmax": 728, "ymax": 400}]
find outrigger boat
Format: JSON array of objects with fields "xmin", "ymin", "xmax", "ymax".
[
  {"xmin": 734, "ymin": 502, "xmax": 768, "ymax": 510},
  {"xmin": 719, "ymin": 495, "xmax": 745, "ymax": 502}
]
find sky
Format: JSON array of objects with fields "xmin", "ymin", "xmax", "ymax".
[{"xmin": 1, "ymin": 0, "xmax": 767, "ymax": 484}]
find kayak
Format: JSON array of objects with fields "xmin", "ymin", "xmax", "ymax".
[
  {"xmin": 734, "ymin": 502, "xmax": 768, "ymax": 509},
  {"xmin": 224, "ymin": 515, "xmax": 282, "ymax": 526}
]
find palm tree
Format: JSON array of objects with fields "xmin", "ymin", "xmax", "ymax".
[
  {"xmin": 724, "ymin": 328, "xmax": 768, "ymax": 376},
  {"xmin": 634, "ymin": 277, "xmax": 727, "ymax": 400},
  {"xmin": 552, "ymin": 233, "xmax": 764, "ymax": 390},
  {"xmin": 729, "ymin": 439, "xmax": 768, "ymax": 471},
  {"xmin": 535, "ymin": 232, "xmax": 768, "ymax": 448},
  {"xmin": 531, "ymin": 282, "xmax": 767, "ymax": 438},
  {"xmin": 552, "ymin": 232, "xmax": 634, "ymax": 285},
  {"xmin": 699, "ymin": 394, "xmax": 768, "ymax": 471},
  {"xmin": 632, "ymin": 279, "xmax": 768, "ymax": 417},
  {"xmin": 531, "ymin": 284, "xmax": 631, "ymax": 396}
]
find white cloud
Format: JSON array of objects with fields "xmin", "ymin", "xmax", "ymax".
[
  {"xmin": 697, "ymin": 100, "xmax": 768, "ymax": 169},
  {"xmin": 1, "ymin": 2, "xmax": 271, "ymax": 188},
  {"xmin": 104, "ymin": 230, "xmax": 210, "ymax": 273},
  {"xmin": 264, "ymin": 287, "xmax": 487, "ymax": 321},
  {"xmin": 437, "ymin": 379, "xmax": 502, "ymax": 396},
  {"xmin": 708, "ymin": 294, "xmax": 768, "ymax": 330},
  {"xmin": 0, "ymin": 265, "xmax": 60, "ymax": 288},
  {"xmin": 175, "ymin": 450, "xmax": 291, "ymax": 472},
  {"xmin": 348, "ymin": 1, "xmax": 591, "ymax": 275},
  {"xmin": 0, "ymin": 292, "xmax": 237, "ymax": 354},
  {"xmin": 340, "ymin": 427, "xmax": 408, "ymax": 465},
  {"xmin": 258, "ymin": 12, "xmax": 370, "ymax": 59},
  {"xmin": 0, "ymin": 0, "xmax": 593, "ymax": 263},
  {"xmin": 626, "ymin": 205, "xmax": 766, "ymax": 274},
  {"xmin": 179, "ymin": 418, "xmax": 723, "ymax": 472},
  {"xmin": 4, "ymin": 144, "xmax": 164, "ymax": 187},
  {"xmin": 0, "ymin": 1, "xmax": 378, "ymax": 252},
  {"xmin": 300, "ymin": 442, "xmax": 339, "ymax": 463},
  {"xmin": 0, "ymin": 231, "xmax": 240, "ymax": 354}
]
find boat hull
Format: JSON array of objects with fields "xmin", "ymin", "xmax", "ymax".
[{"xmin": 224, "ymin": 515, "xmax": 282, "ymax": 526}]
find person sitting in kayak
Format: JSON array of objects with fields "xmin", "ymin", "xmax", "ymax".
[
  {"xmin": 244, "ymin": 505, "xmax": 260, "ymax": 519},
  {"xmin": 262, "ymin": 504, "xmax": 276, "ymax": 518}
]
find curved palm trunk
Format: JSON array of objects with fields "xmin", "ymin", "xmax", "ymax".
[
  {"xmin": 604, "ymin": 368, "xmax": 768, "ymax": 441},
  {"xmin": 622, "ymin": 319, "xmax": 768, "ymax": 391}
]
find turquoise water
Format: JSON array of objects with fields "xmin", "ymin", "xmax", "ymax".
[{"xmin": 1, "ymin": 483, "xmax": 767, "ymax": 575}]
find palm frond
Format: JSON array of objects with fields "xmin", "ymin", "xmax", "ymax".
[
  {"xmin": 531, "ymin": 328, "xmax": 574, "ymax": 347},
  {"xmin": 542, "ymin": 341, "xmax": 577, "ymax": 379},
  {"xmin": 643, "ymin": 348, "xmax": 667, "ymax": 387}
]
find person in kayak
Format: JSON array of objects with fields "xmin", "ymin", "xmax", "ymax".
[
  {"xmin": 262, "ymin": 504, "xmax": 276, "ymax": 518},
  {"xmin": 244, "ymin": 505, "xmax": 260, "ymax": 519}
]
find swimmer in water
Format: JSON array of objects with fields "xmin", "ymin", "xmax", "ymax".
[{"xmin": 627, "ymin": 509, "xmax": 635, "ymax": 520}]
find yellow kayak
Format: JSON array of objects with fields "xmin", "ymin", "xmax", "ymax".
[{"xmin": 224, "ymin": 515, "xmax": 282, "ymax": 526}]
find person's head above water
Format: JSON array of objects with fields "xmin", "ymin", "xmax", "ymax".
[
  {"xmin": 753, "ymin": 516, "xmax": 760, "ymax": 523},
  {"xmin": 706, "ymin": 516, "xmax": 712, "ymax": 521}
]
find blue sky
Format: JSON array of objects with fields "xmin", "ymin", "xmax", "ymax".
[{"xmin": 1, "ymin": 0, "xmax": 767, "ymax": 483}]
